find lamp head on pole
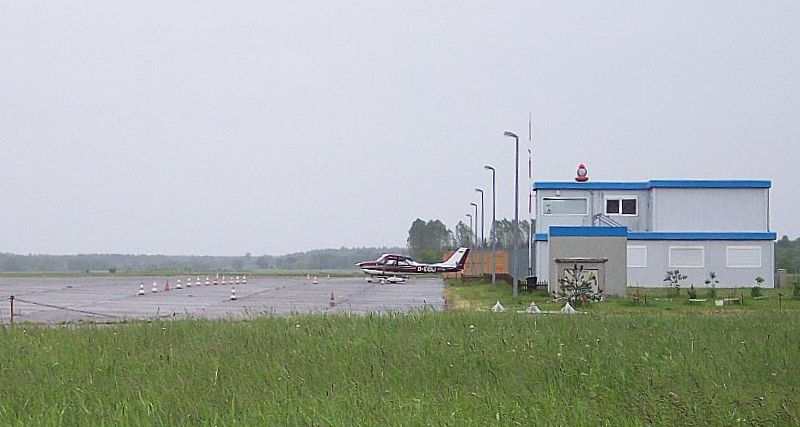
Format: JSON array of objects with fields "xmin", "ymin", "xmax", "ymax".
[
  {"xmin": 474, "ymin": 188, "xmax": 483, "ymax": 194},
  {"xmin": 484, "ymin": 165, "xmax": 495, "ymax": 172},
  {"xmin": 503, "ymin": 130, "xmax": 518, "ymax": 139},
  {"xmin": 470, "ymin": 202, "xmax": 478, "ymax": 208}
]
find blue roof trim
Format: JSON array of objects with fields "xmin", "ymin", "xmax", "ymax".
[
  {"xmin": 535, "ymin": 230, "xmax": 777, "ymax": 242},
  {"xmin": 549, "ymin": 226, "xmax": 628, "ymax": 237},
  {"xmin": 533, "ymin": 180, "xmax": 771, "ymax": 190},
  {"xmin": 628, "ymin": 232, "xmax": 777, "ymax": 241}
]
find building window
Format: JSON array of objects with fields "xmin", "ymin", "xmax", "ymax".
[
  {"xmin": 627, "ymin": 245, "xmax": 647, "ymax": 268},
  {"xmin": 726, "ymin": 246, "xmax": 762, "ymax": 268},
  {"xmin": 605, "ymin": 196, "xmax": 637, "ymax": 216},
  {"xmin": 542, "ymin": 197, "xmax": 588, "ymax": 215},
  {"xmin": 669, "ymin": 246, "xmax": 704, "ymax": 268}
]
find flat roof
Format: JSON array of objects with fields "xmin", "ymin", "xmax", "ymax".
[{"xmin": 533, "ymin": 180, "xmax": 771, "ymax": 190}]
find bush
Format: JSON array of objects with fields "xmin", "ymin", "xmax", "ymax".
[
  {"xmin": 687, "ymin": 284, "xmax": 697, "ymax": 299},
  {"xmin": 663, "ymin": 270, "xmax": 687, "ymax": 296},
  {"xmin": 751, "ymin": 277, "xmax": 764, "ymax": 298}
]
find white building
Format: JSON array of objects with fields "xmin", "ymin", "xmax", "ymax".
[{"xmin": 533, "ymin": 180, "xmax": 775, "ymax": 295}]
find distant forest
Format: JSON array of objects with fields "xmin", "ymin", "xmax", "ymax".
[
  {"xmin": 0, "ymin": 247, "xmax": 404, "ymax": 273},
  {"xmin": 4, "ymin": 233, "xmax": 798, "ymax": 274},
  {"xmin": 776, "ymin": 235, "xmax": 800, "ymax": 273}
]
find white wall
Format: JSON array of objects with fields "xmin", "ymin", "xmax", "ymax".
[
  {"xmin": 626, "ymin": 240, "xmax": 774, "ymax": 288},
  {"xmin": 652, "ymin": 188, "xmax": 768, "ymax": 232}
]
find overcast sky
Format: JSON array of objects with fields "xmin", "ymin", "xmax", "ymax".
[{"xmin": 1, "ymin": 1, "xmax": 798, "ymax": 256}]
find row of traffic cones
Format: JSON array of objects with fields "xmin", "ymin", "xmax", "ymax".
[
  {"xmin": 305, "ymin": 274, "xmax": 332, "ymax": 284},
  {"xmin": 137, "ymin": 275, "xmax": 248, "ymax": 295},
  {"xmin": 138, "ymin": 281, "xmax": 239, "ymax": 301}
]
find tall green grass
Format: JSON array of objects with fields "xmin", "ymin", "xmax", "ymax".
[{"xmin": 0, "ymin": 312, "xmax": 798, "ymax": 425}]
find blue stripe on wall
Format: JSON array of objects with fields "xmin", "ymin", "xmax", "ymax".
[
  {"xmin": 533, "ymin": 180, "xmax": 771, "ymax": 190},
  {"xmin": 549, "ymin": 226, "xmax": 628, "ymax": 237},
  {"xmin": 534, "ymin": 231, "xmax": 777, "ymax": 241}
]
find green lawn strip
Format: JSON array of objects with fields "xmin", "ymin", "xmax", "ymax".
[{"xmin": 446, "ymin": 280, "xmax": 800, "ymax": 314}]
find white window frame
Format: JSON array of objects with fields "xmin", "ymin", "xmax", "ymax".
[
  {"xmin": 541, "ymin": 197, "xmax": 588, "ymax": 216},
  {"xmin": 627, "ymin": 245, "xmax": 647, "ymax": 268},
  {"xmin": 668, "ymin": 245, "xmax": 705, "ymax": 268},
  {"xmin": 604, "ymin": 195, "xmax": 638, "ymax": 216},
  {"xmin": 726, "ymin": 246, "xmax": 762, "ymax": 268}
]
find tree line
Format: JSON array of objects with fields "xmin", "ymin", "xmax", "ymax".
[
  {"xmin": 407, "ymin": 218, "xmax": 532, "ymax": 262},
  {"xmin": 0, "ymin": 247, "xmax": 403, "ymax": 273},
  {"xmin": 776, "ymin": 235, "xmax": 800, "ymax": 273}
]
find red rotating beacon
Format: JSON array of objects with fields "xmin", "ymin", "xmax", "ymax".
[{"xmin": 575, "ymin": 163, "xmax": 589, "ymax": 182}]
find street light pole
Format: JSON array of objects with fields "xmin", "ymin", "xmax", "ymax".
[
  {"xmin": 474, "ymin": 188, "xmax": 484, "ymax": 279},
  {"xmin": 484, "ymin": 165, "xmax": 496, "ymax": 286},
  {"xmin": 469, "ymin": 202, "xmax": 479, "ymax": 278},
  {"xmin": 504, "ymin": 130, "xmax": 520, "ymax": 298},
  {"xmin": 465, "ymin": 213, "xmax": 473, "ymax": 247}
]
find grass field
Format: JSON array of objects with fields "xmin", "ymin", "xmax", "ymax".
[{"xmin": 1, "ymin": 307, "xmax": 799, "ymax": 425}]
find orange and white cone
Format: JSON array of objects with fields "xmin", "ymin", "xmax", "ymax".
[
  {"xmin": 235, "ymin": 275, "xmax": 240, "ymax": 285},
  {"xmin": 329, "ymin": 291, "xmax": 336, "ymax": 307},
  {"xmin": 186, "ymin": 277, "xmax": 192, "ymax": 287},
  {"xmin": 313, "ymin": 276, "xmax": 318, "ymax": 285},
  {"xmin": 164, "ymin": 280, "xmax": 170, "ymax": 292},
  {"xmin": 176, "ymin": 279, "xmax": 182, "ymax": 289},
  {"xmin": 138, "ymin": 283, "xmax": 145, "ymax": 296},
  {"xmin": 205, "ymin": 276, "xmax": 210, "ymax": 286},
  {"xmin": 230, "ymin": 287, "xmax": 237, "ymax": 301},
  {"xmin": 242, "ymin": 275, "xmax": 247, "ymax": 284},
  {"xmin": 213, "ymin": 277, "xmax": 218, "ymax": 286},
  {"xmin": 151, "ymin": 281, "xmax": 158, "ymax": 293},
  {"xmin": 221, "ymin": 276, "xmax": 226, "ymax": 285}
]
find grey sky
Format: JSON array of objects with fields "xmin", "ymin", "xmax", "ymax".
[{"xmin": 1, "ymin": 1, "xmax": 798, "ymax": 256}]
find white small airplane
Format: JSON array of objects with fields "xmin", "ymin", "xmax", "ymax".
[{"xmin": 356, "ymin": 247, "xmax": 470, "ymax": 283}]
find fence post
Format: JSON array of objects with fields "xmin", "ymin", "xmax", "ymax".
[{"xmin": 9, "ymin": 295, "xmax": 14, "ymax": 325}]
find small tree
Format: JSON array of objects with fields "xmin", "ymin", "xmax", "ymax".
[
  {"xmin": 751, "ymin": 276, "xmax": 764, "ymax": 298},
  {"xmin": 557, "ymin": 264, "xmax": 601, "ymax": 304},
  {"xmin": 792, "ymin": 279, "xmax": 800, "ymax": 300},
  {"xmin": 704, "ymin": 271, "xmax": 719, "ymax": 298},
  {"xmin": 687, "ymin": 284, "xmax": 697, "ymax": 299},
  {"xmin": 663, "ymin": 270, "xmax": 687, "ymax": 296}
]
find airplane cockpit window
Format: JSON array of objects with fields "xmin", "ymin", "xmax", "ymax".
[
  {"xmin": 376, "ymin": 255, "xmax": 388, "ymax": 264},
  {"xmin": 386, "ymin": 259, "xmax": 398, "ymax": 266},
  {"xmin": 397, "ymin": 260, "xmax": 410, "ymax": 266}
]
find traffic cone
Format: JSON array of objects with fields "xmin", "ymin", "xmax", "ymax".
[
  {"xmin": 242, "ymin": 275, "xmax": 247, "ymax": 284},
  {"xmin": 306, "ymin": 273, "xmax": 310, "ymax": 281},
  {"xmin": 491, "ymin": 301, "xmax": 506, "ymax": 313},
  {"xmin": 138, "ymin": 283, "xmax": 145, "ymax": 296},
  {"xmin": 205, "ymin": 276, "xmax": 210, "ymax": 286},
  {"xmin": 164, "ymin": 280, "xmax": 170, "ymax": 292},
  {"xmin": 230, "ymin": 287, "xmax": 237, "ymax": 301},
  {"xmin": 176, "ymin": 279, "xmax": 182, "ymax": 289},
  {"xmin": 327, "ymin": 274, "xmax": 331, "ymax": 280},
  {"xmin": 213, "ymin": 277, "xmax": 218, "ymax": 286},
  {"xmin": 151, "ymin": 281, "xmax": 158, "ymax": 293},
  {"xmin": 235, "ymin": 275, "xmax": 240, "ymax": 285},
  {"xmin": 186, "ymin": 277, "xmax": 192, "ymax": 288},
  {"xmin": 526, "ymin": 301, "xmax": 541, "ymax": 314},
  {"xmin": 329, "ymin": 291, "xmax": 336, "ymax": 307},
  {"xmin": 313, "ymin": 276, "xmax": 318, "ymax": 285},
  {"xmin": 221, "ymin": 276, "xmax": 226, "ymax": 285},
  {"xmin": 196, "ymin": 277, "xmax": 201, "ymax": 287}
]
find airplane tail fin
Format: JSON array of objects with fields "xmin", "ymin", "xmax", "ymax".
[{"xmin": 443, "ymin": 247, "xmax": 470, "ymax": 270}]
